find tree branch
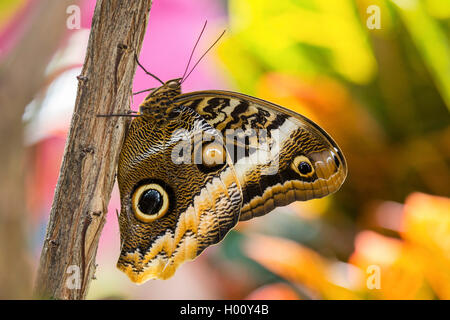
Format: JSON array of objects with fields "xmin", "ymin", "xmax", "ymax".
[
  {"xmin": 0, "ymin": 0, "xmax": 76, "ymax": 299},
  {"xmin": 34, "ymin": 0, "xmax": 153, "ymax": 300}
]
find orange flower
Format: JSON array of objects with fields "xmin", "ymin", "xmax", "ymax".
[
  {"xmin": 349, "ymin": 230, "xmax": 433, "ymax": 299},
  {"xmin": 401, "ymin": 193, "xmax": 450, "ymax": 299},
  {"xmin": 244, "ymin": 234, "xmax": 359, "ymax": 299},
  {"xmin": 402, "ymin": 193, "xmax": 450, "ymax": 262}
]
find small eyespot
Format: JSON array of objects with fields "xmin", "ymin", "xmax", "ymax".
[
  {"xmin": 298, "ymin": 161, "xmax": 312, "ymax": 174},
  {"xmin": 195, "ymin": 141, "xmax": 226, "ymax": 173},
  {"xmin": 202, "ymin": 142, "xmax": 226, "ymax": 167},
  {"xmin": 292, "ymin": 155, "xmax": 315, "ymax": 177},
  {"xmin": 132, "ymin": 183, "xmax": 169, "ymax": 222}
]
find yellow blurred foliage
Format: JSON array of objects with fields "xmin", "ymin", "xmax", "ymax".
[
  {"xmin": 224, "ymin": 0, "xmax": 377, "ymax": 84},
  {"xmin": 0, "ymin": 0, "xmax": 27, "ymax": 30},
  {"xmin": 288, "ymin": 197, "xmax": 330, "ymax": 220}
]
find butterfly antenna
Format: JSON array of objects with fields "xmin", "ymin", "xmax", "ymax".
[
  {"xmin": 134, "ymin": 54, "xmax": 165, "ymax": 85},
  {"xmin": 181, "ymin": 20, "xmax": 208, "ymax": 81},
  {"xmin": 96, "ymin": 112, "xmax": 140, "ymax": 118},
  {"xmin": 96, "ymin": 114, "xmax": 140, "ymax": 118},
  {"xmin": 181, "ymin": 29, "xmax": 226, "ymax": 84},
  {"xmin": 133, "ymin": 87, "xmax": 155, "ymax": 95}
]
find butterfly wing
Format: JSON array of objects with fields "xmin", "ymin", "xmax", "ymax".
[
  {"xmin": 117, "ymin": 106, "xmax": 242, "ymax": 283},
  {"xmin": 175, "ymin": 91, "xmax": 347, "ymax": 221}
]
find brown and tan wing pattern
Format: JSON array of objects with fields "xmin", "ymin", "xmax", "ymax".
[
  {"xmin": 175, "ymin": 91, "xmax": 347, "ymax": 221},
  {"xmin": 117, "ymin": 106, "xmax": 242, "ymax": 283}
]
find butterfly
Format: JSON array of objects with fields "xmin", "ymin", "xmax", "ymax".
[{"xmin": 113, "ymin": 24, "xmax": 347, "ymax": 284}]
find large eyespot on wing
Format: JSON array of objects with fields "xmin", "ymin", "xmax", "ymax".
[
  {"xmin": 116, "ymin": 106, "xmax": 242, "ymax": 284},
  {"xmin": 132, "ymin": 182, "xmax": 170, "ymax": 223},
  {"xmin": 174, "ymin": 91, "xmax": 347, "ymax": 221}
]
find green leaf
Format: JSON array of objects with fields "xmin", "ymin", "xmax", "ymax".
[{"xmin": 391, "ymin": 0, "xmax": 450, "ymax": 111}]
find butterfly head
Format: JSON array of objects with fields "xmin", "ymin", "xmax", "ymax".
[
  {"xmin": 162, "ymin": 78, "xmax": 183, "ymax": 94},
  {"xmin": 144, "ymin": 78, "xmax": 182, "ymax": 99},
  {"xmin": 140, "ymin": 78, "xmax": 183, "ymax": 116}
]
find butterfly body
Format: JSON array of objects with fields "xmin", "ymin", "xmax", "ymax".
[{"xmin": 117, "ymin": 79, "xmax": 347, "ymax": 283}]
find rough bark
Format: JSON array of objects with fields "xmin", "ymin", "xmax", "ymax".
[
  {"xmin": 34, "ymin": 0, "xmax": 153, "ymax": 299},
  {"xmin": 0, "ymin": 0, "xmax": 76, "ymax": 299}
]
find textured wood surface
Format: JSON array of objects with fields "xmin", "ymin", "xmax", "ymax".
[
  {"xmin": 34, "ymin": 0, "xmax": 153, "ymax": 299},
  {"xmin": 0, "ymin": 0, "xmax": 77, "ymax": 299}
]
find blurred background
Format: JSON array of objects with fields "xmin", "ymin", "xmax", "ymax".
[{"xmin": 0, "ymin": 0, "xmax": 449, "ymax": 299}]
